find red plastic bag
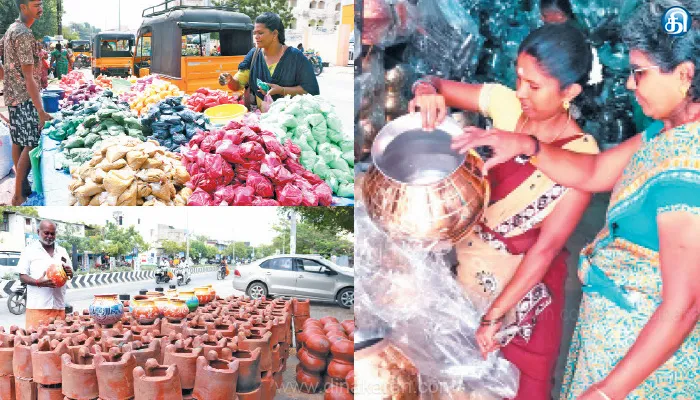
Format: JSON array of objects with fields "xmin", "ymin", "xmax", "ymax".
[
  {"xmin": 233, "ymin": 186, "xmax": 255, "ymax": 206},
  {"xmin": 240, "ymin": 126, "xmax": 262, "ymax": 144},
  {"xmin": 240, "ymin": 141, "xmax": 266, "ymax": 161},
  {"xmin": 206, "ymin": 154, "xmax": 235, "ymax": 186},
  {"xmin": 252, "ymin": 197, "xmax": 281, "ymax": 206},
  {"xmin": 189, "ymin": 173, "xmax": 219, "ymax": 193},
  {"xmin": 294, "ymin": 176, "xmax": 314, "ymax": 191},
  {"xmin": 225, "ymin": 121, "xmax": 242, "ymax": 130},
  {"xmin": 189, "ymin": 133, "xmax": 206, "ymax": 147},
  {"xmin": 215, "ymin": 140, "xmax": 245, "ymax": 165},
  {"xmin": 195, "ymin": 150, "xmax": 208, "ymax": 166},
  {"xmin": 284, "ymin": 139, "xmax": 302, "ymax": 156},
  {"xmin": 200, "ymin": 135, "xmax": 218, "ymax": 153},
  {"xmin": 247, "ymin": 170, "xmax": 274, "ymax": 198},
  {"xmin": 301, "ymin": 189, "xmax": 319, "ymax": 207},
  {"xmin": 213, "ymin": 185, "xmax": 237, "ymax": 204},
  {"xmin": 314, "ymin": 183, "xmax": 333, "ymax": 206},
  {"xmin": 187, "ymin": 188, "xmax": 213, "ymax": 206},
  {"xmin": 261, "ymin": 135, "xmax": 287, "ymax": 160},
  {"xmin": 223, "ymin": 130, "xmax": 243, "ymax": 145},
  {"xmin": 249, "ymin": 124, "xmax": 262, "ymax": 133},
  {"xmin": 277, "ymin": 183, "xmax": 303, "ymax": 206},
  {"xmin": 284, "ymin": 158, "xmax": 307, "ymax": 176},
  {"xmin": 263, "ymin": 152, "xmax": 283, "ymax": 169},
  {"xmin": 303, "ymin": 170, "xmax": 325, "ymax": 186}
]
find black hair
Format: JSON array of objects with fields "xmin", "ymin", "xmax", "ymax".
[
  {"xmin": 518, "ymin": 22, "xmax": 601, "ymax": 121},
  {"xmin": 56, "ymin": 43, "xmax": 62, "ymax": 51},
  {"xmin": 540, "ymin": 0, "xmax": 576, "ymax": 21},
  {"xmin": 622, "ymin": 0, "xmax": 700, "ymax": 101},
  {"xmin": 255, "ymin": 12, "xmax": 286, "ymax": 45},
  {"xmin": 15, "ymin": 0, "xmax": 29, "ymax": 10}
]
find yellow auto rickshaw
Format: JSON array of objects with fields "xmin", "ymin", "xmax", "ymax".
[
  {"xmin": 68, "ymin": 39, "xmax": 91, "ymax": 69},
  {"xmin": 134, "ymin": 2, "xmax": 253, "ymax": 94},
  {"xmin": 92, "ymin": 32, "xmax": 135, "ymax": 78}
]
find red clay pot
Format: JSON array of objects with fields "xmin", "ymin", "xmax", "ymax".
[
  {"xmin": 238, "ymin": 331, "xmax": 272, "ymax": 372},
  {"xmin": 221, "ymin": 347, "xmax": 261, "ymax": 393},
  {"xmin": 295, "ymin": 363, "xmax": 321, "ymax": 394},
  {"xmin": 346, "ymin": 370, "xmax": 354, "ymax": 393},
  {"xmin": 319, "ymin": 317, "xmax": 339, "ymax": 326},
  {"xmin": 330, "ymin": 339, "xmax": 354, "ymax": 363},
  {"xmin": 133, "ymin": 359, "xmax": 182, "ymax": 400},
  {"xmin": 123, "ymin": 340, "xmax": 161, "ymax": 369},
  {"xmin": 0, "ymin": 375, "xmax": 15, "ymax": 399},
  {"xmin": 323, "ymin": 373, "xmax": 346, "ymax": 389},
  {"xmin": 31, "ymin": 338, "xmax": 68, "ymax": 385},
  {"xmin": 327, "ymin": 359, "xmax": 354, "ymax": 382},
  {"xmin": 94, "ymin": 351, "xmax": 136, "ymax": 400},
  {"xmin": 324, "ymin": 384, "xmax": 354, "ymax": 400},
  {"xmin": 304, "ymin": 334, "xmax": 331, "ymax": 358},
  {"xmin": 192, "ymin": 351, "xmax": 239, "ymax": 400},
  {"xmin": 13, "ymin": 337, "xmax": 35, "ymax": 379},
  {"xmin": 163, "ymin": 341, "xmax": 203, "ymax": 390},
  {"xmin": 14, "ymin": 378, "xmax": 37, "ymax": 400},
  {"xmin": 291, "ymin": 299, "xmax": 310, "ymax": 316},
  {"xmin": 323, "ymin": 323, "xmax": 345, "ymax": 334},
  {"xmin": 61, "ymin": 348, "xmax": 99, "ymax": 400},
  {"xmin": 340, "ymin": 320, "xmax": 354, "ymax": 334},
  {"xmin": 297, "ymin": 348, "xmax": 327, "ymax": 373}
]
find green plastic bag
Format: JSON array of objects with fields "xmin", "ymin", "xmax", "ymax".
[
  {"xmin": 305, "ymin": 113, "xmax": 325, "ymax": 127},
  {"xmin": 342, "ymin": 151, "xmax": 354, "ymax": 167},
  {"xmin": 326, "ymin": 175, "xmax": 339, "ymax": 194},
  {"xmin": 63, "ymin": 136, "xmax": 85, "ymax": 149},
  {"xmin": 279, "ymin": 113, "xmax": 298, "ymax": 129},
  {"xmin": 84, "ymin": 133, "xmax": 101, "ymax": 148},
  {"xmin": 339, "ymin": 140, "xmax": 354, "ymax": 152},
  {"xmin": 311, "ymin": 121, "xmax": 328, "ymax": 143},
  {"xmin": 317, "ymin": 143, "xmax": 342, "ymax": 164},
  {"xmin": 326, "ymin": 113, "xmax": 343, "ymax": 132},
  {"xmin": 46, "ymin": 127, "xmax": 65, "ymax": 142},
  {"xmin": 29, "ymin": 145, "xmax": 43, "ymax": 194},
  {"xmin": 329, "ymin": 158, "xmax": 351, "ymax": 173},
  {"xmin": 327, "ymin": 128, "xmax": 345, "ymax": 144},
  {"xmin": 83, "ymin": 114, "xmax": 99, "ymax": 128},
  {"xmin": 312, "ymin": 159, "xmax": 332, "ymax": 180},
  {"xmin": 330, "ymin": 168, "xmax": 354, "ymax": 183},
  {"xmin": 300, "ymin": 151, "xmax": 319, "ymax": 170},
  {"xmin": 336, "ymin": 182, "xmax": 354, "ymax": 198}
]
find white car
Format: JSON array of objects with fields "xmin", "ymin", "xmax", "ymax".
[{"xmin": 232, "ymin": 254, "xmax": 354, "ymax": 308}]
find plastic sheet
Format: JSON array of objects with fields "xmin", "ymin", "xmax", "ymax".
[
  {"xmin": 362, "ymin": 0, "xmax": 418, "ymax": 48},
  {"xmin": 355, "ymin": 205, "xmax": 519, "ymax": 398}
]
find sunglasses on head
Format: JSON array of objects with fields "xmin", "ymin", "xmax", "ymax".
[{"xmin": 629, "ymin": 65, "xmax": 660, "ymax": 85}]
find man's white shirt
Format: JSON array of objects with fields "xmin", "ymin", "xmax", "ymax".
[{"xmin": 17, "ymin": 242, "xmax": 72, "ymax": 310}]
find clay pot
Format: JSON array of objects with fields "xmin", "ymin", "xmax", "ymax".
[
  {"xmin": 145, "ymin": 291, "xmax": 161, "ymax": 298},
  {"xmin": 163, "ymin": 341, "xmax": 202, "ymax": 390},
  {"xmin": 208, "ymin": 320, "xmax": 237, "ymax": 338},
  {"xmin": 270, "ymin": 344, "xmax": 281, "ymax": 373},
  {"xmin": 179, "ymin": 291, "xmax": 199, "ymax": 312},
  {"xmin": 238, "ymin": 331, "xmax": 272, "ymax": 372},
  {"xmin": 61, "ymin": 348, "xmax": 99, "ymax": 400},
  {"xmin": 319, "ymin": 316, "xmax": 339, "ymax": 326},
  {"xmin": 205, "ymin": 285, "xmax": 216, "ymax": 301},
  {"xmin": 123, "ymin": 340, "xmax": 161, "ymax": 369},
  {"xmin": 295, "ymin": 363, "xmax": 321, "ymax": 393},
  {"xmin": 133, "ymin": 359, "xmax": 182, "ymax": 400},
  {"xmin": 89, "ymin": 294, "xmax": 124, "ymax": 326},
  {"xmin": 304, "ymin": 334, "xmax": 331, "ymax": 358},
  {"xmin": 297, "ymin": 348, "xmax": 327, "ymax": 373},
  {"xmin": 195, "ymin": 287, "xmax": 210, "ymax": 305},
  {"xmin": 94, "ymin": 351, "xmax": 136, "ymax": 400},
  {"xmin": 192, "ymin": 351, "xmax": 240, "ymax": 400},
  {"xmin": 224, "ymin": 348, "xmax": 261, "ymax": 393},
  {"xmin": 46, "ymin": 263, "xmax": 68, "ymax": 288},
  {"xmin": 31, "ymin": 338, "xmax": 68, "ymax": 385},
  {"xmin": 340, "ymin": 320, "xmax": 354, "ymax": 334},
  {"xmin": 165, "ymin": 289, "xmax": 178, "ymax": 299},
  {"xmin": 292, "ymin": 298, "xmax": 310, "ymax": 316},
  {"xmin": 330, "ymin": 339, "xmax": 354, "ymax": 363},
  {"xmin": 0, "ymin": 375, "xmax": 15, "ymax": 399},
  {"xmin": 152, "ymin": 298, "xmax": 170, "ymax": 318},
  {"xmin": 130, "ymin": 298, "xmax": 159, "ymax": 324},
  {"xmin": 13, "ymin": 336, "xmax": 35, "ymax": 379},
  {"xmin": 324, "ymin": 384, "xmax": 354, "ymax": 400},
  {"xmin": 164, "ymin": 299, "xmax": 190, "ymax": 323},
  {"xmin": 260, "ymin": 370, "xmax": 276, "ymax": 399},
  {"xmin": 0, "ymin": 336, "xmax": 15, "ymax": 376},
  {"xmin": 346, "ymin": 370, "xmax": 354, "ymax": 393},
  {"xmin": 37, "ymin": 383, "xmax": 63, "ymax": 399},
  {"xmin": 327, "ymin": 358, "xmax": 354, "ymax": 382},
  {"xmin": 326, "ymin": 332, "xmax": 348, "ymax": 343},
  {"xmin": 293, "ymin": 316, "xmax": 310, "ymax": 333},
  {"xmin": 323, "ymin": 323, "xmax": 345, "ymax": 334},
  {"xmin": 302, "ymin": 319, "xmax": 322, "ymax": 330},
  {"xmin": 323, "ymin": 374, "xmax": 346, "ymax": 390}
]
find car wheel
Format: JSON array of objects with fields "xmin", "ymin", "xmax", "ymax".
[
  {"xmin": 337, "ymin": 288, "xmax": 353, "ymax": 309},
  {"xmin": 247, "ymin": 282, "xmax": 268, "ymax": 300}
]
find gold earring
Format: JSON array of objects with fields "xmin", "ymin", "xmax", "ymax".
[
  {"xmin": 680, "ymin": 86, "xmax": 689, "ymax": 97},
  {"xmin": 563, "ymin": 100, "xmax": 570, "ymax": 110}
]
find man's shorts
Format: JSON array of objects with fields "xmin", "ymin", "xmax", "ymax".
[{"xmin": 8, "ymin": 100, "xmax": 40, "ymax": 147}]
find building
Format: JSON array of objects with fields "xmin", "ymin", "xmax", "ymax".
[
  {"xmin": 287, "ymin": 0, "xmax": 354, "ymax": 66},
  {"xmin": 289, "ymin": 0, "xmax": 343, "ymax": 30}
]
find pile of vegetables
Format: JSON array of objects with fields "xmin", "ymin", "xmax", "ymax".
[
  {"xmin": 58, "ymin": 71, "xmax": 88, "ymax": 88},
  {"xmin": 180, "ymin": 120, "xmax": 333, "ymax": 206},
  {"xmin": 59, "ymin": 83, "xmax": 103, "ymax": 108},
  {"xmin": 69, "ymin": 137, "xmax": 192, "ymax": 206},
  {"xmin": 119, "ymin": 76, "xmax": 156, "ymax": 104},
  {"xmin": 141, "ymin": 97, "xmax": 209, "ymax": 153},
  {"xmin": 129, "ymin": 80, "xmax": 183, "ymax": 116},
  {"xmin": 184, "ymin": 87, "xmax": 243, "ymax": 112},
  {"xmin": 260, "ymin": 95, "xmax": 354, "ymax": 198},
  {"xmin": 95, "ymin": 75, "xmax": 113, "ymax": 88}
]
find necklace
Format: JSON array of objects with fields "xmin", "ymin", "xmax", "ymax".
[{"xmin": 517, "ymin": 111, "xmax": 571, "ymax": 144}]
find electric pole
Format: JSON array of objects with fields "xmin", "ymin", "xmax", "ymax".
[{"xmin": 57, "ymin": 0, "xmax": 63, "ymax": 36}]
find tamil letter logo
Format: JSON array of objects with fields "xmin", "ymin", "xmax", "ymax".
[{"xmin": 663, "ymin": 6, "xmax": 691, "ymax": 36}]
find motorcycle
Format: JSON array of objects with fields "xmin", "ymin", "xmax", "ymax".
[
  {"xmin": 74, "ymin": 54, "xmax": 90, "ymax": 70},
  {"xmin": 155, "ymin": 266, "xmax": 173, "ymax": 284},
  {"xmin": 216, "ymin": 264, "xmax": 229, "ymax": 280},
  {"xmin": 7, "ymin": 283, "xmax": 27, "ymax": 315},
  {"xmin": 305, "ymin": 51, "xmax": 323, "ymax": 76},
  {"xmin": 176, "ymin": 266, "xmax": 192, "ymax": 286}
]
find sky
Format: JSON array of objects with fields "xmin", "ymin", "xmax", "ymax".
[
  {"xmin": 37, "ymin": 207, "xmax": 283, "ymax": 246},
  {"xmin": 63, "ymin": 0, "xmax": 169, "ymax": 32}
]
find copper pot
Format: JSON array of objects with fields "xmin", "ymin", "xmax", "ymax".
[{"xmin": 361, "ymin": 113, "xmax": 489, "ymax": 243}]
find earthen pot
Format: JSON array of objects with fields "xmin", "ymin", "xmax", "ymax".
[
  {"xmin": 323, "ymin": 373, "xmax": 346, "ymax": 390},
  {"xmin": 304, "ymin": 333, "xmax": 331, "ymax": 358},
  {"xmin": 319, "ymin": 316, "xmax": 339, "ymax": 326},
  {"xmin": 130, "ymin": 298, "xmax": 159, "ymax": 324},
  {"xmin": 323, "ymin": 323, "xmax": 345, "ymax": 334},
  {"xmin": 192, "ymin": 351, "xmax": 240, "ymax": 400},
  {"xmin": 324, "ymin": 384, "xmax": 354, "ymax": 400},
  {"xmin": 297, "ymin": 348, "xmax": 327, "ymax": 373},
  {"xmin": 152, "ymin": 298, "xmax": 170, "ymax": 318},
  {"xmin": 133, "ymin": 358, "xmax": 182, "ymax": 400},
  {"xmin": 0, "ymin": 375, "xmax": 15, "ymax": 399},
  {"xmin": 330, "ymin": 339, "xmax": 354, "ymax": 363},
  {"xmin": 46, "ymin": 263, "xmax": 68, "ymax": 288},
  {"xmin": 94, "ymin": 351, "xmax": 136, "ymax": 400},
  {"xmin": 293, "ymin": 316, "xmax": 310, "ymax": 333},
  {"xmin": 163, "ymin": 341, "xmax": 202, "ymax": 390},
  {"xmin": 222, "ymin": 347, "xmax": 261, "ymax": 393},
  {"xmin": 291, "ymin": 298, "xmax": 310, "ymax": 316},
  {"xmin": 14, "ymin": 378, "xmax": 37, "ymax": 400},
  {"xmin": 346, "ymin": 370, "xmax": 354, "ymax": 393},
  {"xmin": 0, "ymin": 336, "xmax": 15, "ymax": 376},
  {"xmin": 164, "ymin": 299, "xmax": 190, "ymax": 323},
  {"xmin": 123, "ymin": 340, "xmax": 161, "ymax": 369},
  {"xmin": 295, "ymin": 363, "xmax": 322, "ymax": 393},
  {"xmin": 31, "ymin": 337, "xmax": 68, "ymax": 385},
  {"xmin": 61, "ymin": 348, "xmax": 99, "ymax": 400},
  {"xmin": 89, "ymin": 294, "xmax": 124, "ymax": 326},
  {"xmin": 194, "ymin": 287, "xmax": 211, "ymax": 305},
  {"xmin": 302, "ymin": 319, "xmax": 322, "ymax": 330},
  {"xmin": 36, "ymin": 383, "xmax": 63, "ymax": 399},
  {"xmin": 340, "ymin": 320, "xmax": 354, "ymax": 334},
  {"xmin": 238, "ymin": 331, "xmax": 272, "ymax": 372}
]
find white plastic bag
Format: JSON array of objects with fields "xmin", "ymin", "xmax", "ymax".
[{"xmin": 0, "ymin": 121, "xmax": 13, "ymax": 179}]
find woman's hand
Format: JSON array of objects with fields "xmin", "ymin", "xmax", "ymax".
[
  {"xmin": 260, "ymin": 83, "xmax": 283, "ymax": 97},
  {"xmin": 577, "ymin": 384, "xmax": 614, "ymax": 400},
  {"xmin": 475, "ymin": 321, "xmax": 503, "ymax": 359},
  {"xmin": 452, "ymin": 126, "xmax": 535, "ymax": 173},
  {"xmin": 218, "ymin": 72, "xmax": 233, "ymax": 86},
  {"xmin": 409, "ymin": 94, "xmax": 447, "ymax": 131}
]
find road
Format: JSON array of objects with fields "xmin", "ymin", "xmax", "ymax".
[{"xmin": 0, "ymin": 269, "xmax": 354, "ymax": 399}]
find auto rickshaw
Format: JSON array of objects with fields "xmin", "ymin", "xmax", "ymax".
[
  {"xmin": 91, "ymin": 32, "xmax": 135, "ymax": 77},
  {"xmin": 134, "ymin": 2, "xmax": 253, "ymax": 94},
  {"xmin": 69, "ymin": 39, "xmax": 91, "ymax": 69}
]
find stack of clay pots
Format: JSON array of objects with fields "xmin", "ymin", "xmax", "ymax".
[
  {"xmin": 0, "ymin": 293, "xmax": 293, "ymax": 400},
  {"xmin": 295, "ymin": 317, "xmax": 354, "ymax": 398},
  {"xmin": 292, "ymin": 298, "xmax": 311, "ymax": 348}
]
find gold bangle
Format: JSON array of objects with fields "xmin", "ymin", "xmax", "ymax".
[
  {"xmin": 529, "ymin": 155, "xmax": 538, "ymax": 165},
  {"xmin": 596, "ymin": 387, "xmax": 612, "ymax": 400},
  {"xmin": 282, "ymin": 87, "xmax": 286, "ymax": 96}
]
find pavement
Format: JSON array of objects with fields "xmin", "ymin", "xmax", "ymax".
[{"xmin": 0, "ymin": 269, "xmax": 354, "ymax": 399}]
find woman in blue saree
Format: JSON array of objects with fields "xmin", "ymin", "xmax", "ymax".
[
  {"xmin": 453, "ymin": 0, "xmax": 700, "ymax": 398},
  {"xmin": 219, "ymin": 12, "xmax": 320, "ymax": 111}
]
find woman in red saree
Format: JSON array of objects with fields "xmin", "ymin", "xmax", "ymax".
[{"xmin": 411, "ymin": 23, "xmax": 601, "ymax": 399}]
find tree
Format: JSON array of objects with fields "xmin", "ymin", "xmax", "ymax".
[
  {"xmin": 215, "ymin": 0, "xmax": 294, "ymax": 28},
  {"xmin": 270, "ymin": 219, "xmax": 353, "ymax": 257},
  {"xmin": 61, "ymin": 26, "xmax": 79, "ymax": 41},
  {"xmin": 282, "ymin": 207, "xmax": 353, "ymax": 234},
  {"xmin": 1, "ymin": 0, "xmax": 59, "ymax": 39},
  {"xmin": 224, "ymin": 241, "xmax": 254, "ymax": 260},
  {"xmin": 0, "ymin": 207, "xmax": 40, "ymax": 223},
  {"xmin": 103, "ymin": 223, "xmax": 149, "ymax": 259},
  {"xmin": 161, "ymin": 240, "xmax": 185, "ymax": 258}
]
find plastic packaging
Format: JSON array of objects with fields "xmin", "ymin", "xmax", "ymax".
[{"xmin": 355, "ymin": 205, "xmax": 520, "ymax": 398}]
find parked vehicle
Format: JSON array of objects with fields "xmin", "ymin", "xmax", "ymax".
[
  {"xmin": 7, "ymin": 283, "xmax": 26, "ymax": 315},
  {"xmin": 232, "ymin": 254, "xmax": 353, "ymax": 308},
  {"xmin": 304, "ymin": 51, "xmax": 323, "ymax": 76},
  {"xmin": 92, "ymin": 32, "xmax": 135, "ymax": 77}
]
